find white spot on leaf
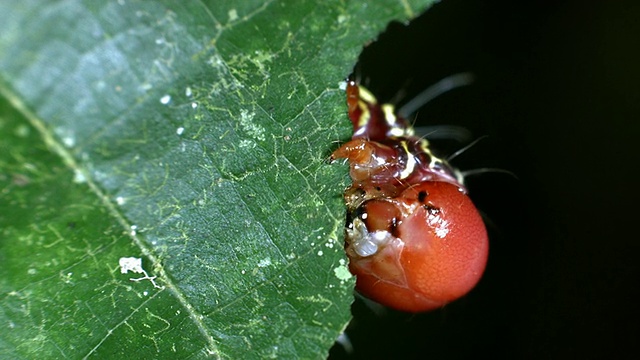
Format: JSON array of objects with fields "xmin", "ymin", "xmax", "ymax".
[
  {"xmin": 239, "ymin": 109, "xmax": 265, "ymax": 141},
  {"xmin": 118, "ymin": 257, "xmax": 163, "ymax": 289},
  {"xmin": 73, "ymin": 169, "xmax": 87, "ymax": 183},
  {"xmin": 228, "ymin": 9, "xmax": 238, "ymax": 21},
  {"xmin": 257, "ymin": 258, "xmax": 272, "ymax": 268},
  {"xmin": 334, "ymin": 264, "xmax": 352, "ymax": 281},
  {"xmin": 239, "ymin": 139, "xmax": 256, "ymax": 149},
  {"xmin": 119, "ymin": 257, "xmax": 142, "ymax": 274},
  {"xmin": 63, "ymin": 137, "xmax": 75, "ymax": 147}
]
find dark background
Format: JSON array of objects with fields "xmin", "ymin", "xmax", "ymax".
[{"xmin": 330, "ymin": 0, "xmax": 639, "ymax": 358}]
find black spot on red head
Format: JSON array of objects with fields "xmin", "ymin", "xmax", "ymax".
[{"xmin": 423, "ymin": 204, "xmax": 440, "ymax": 214}]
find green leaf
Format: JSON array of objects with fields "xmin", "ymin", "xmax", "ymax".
[{"xmin": 0, "ymin": 1, "xmax": 435, "ymax": 358}]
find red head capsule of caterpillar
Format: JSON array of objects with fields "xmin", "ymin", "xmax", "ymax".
[{"xmin": 332, "ymin": 80, "xmax": 488, "ymax": 312}]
